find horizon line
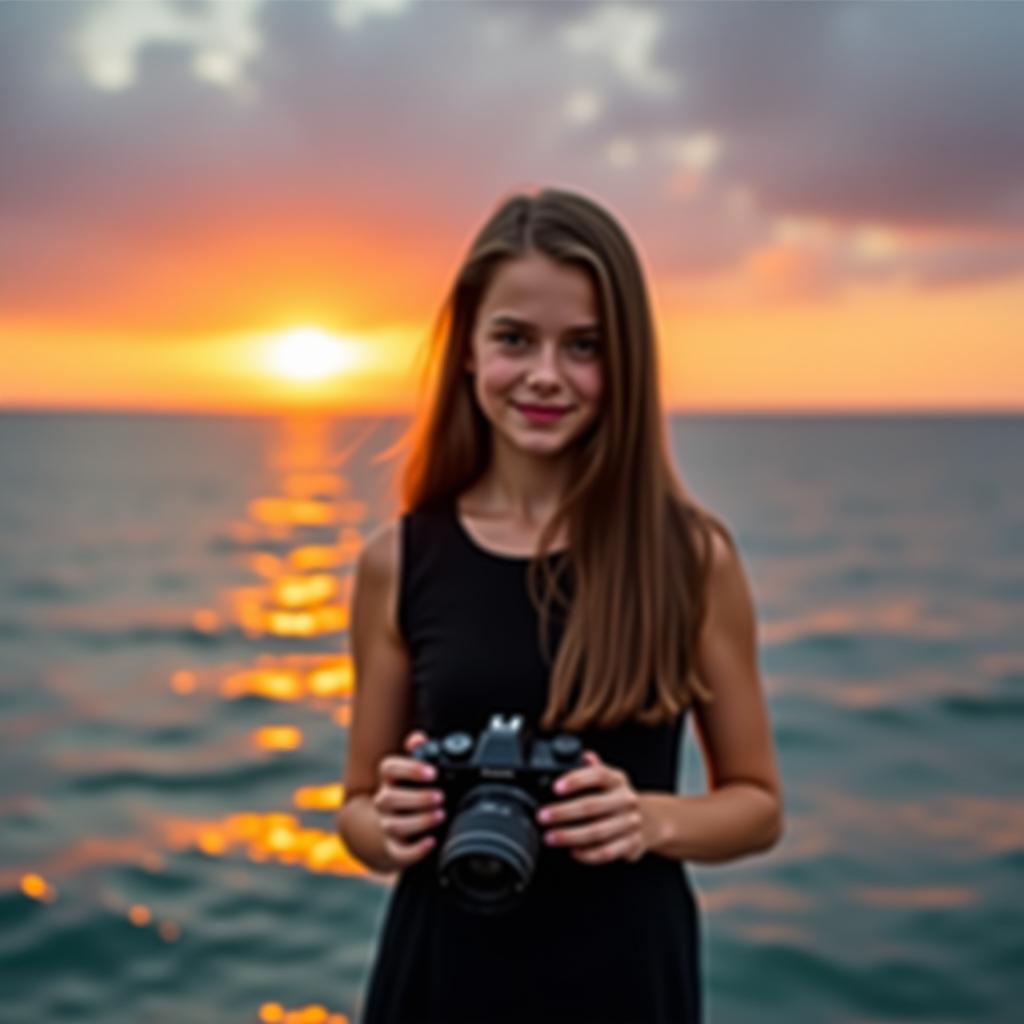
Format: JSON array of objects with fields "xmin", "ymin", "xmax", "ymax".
[{"xmin": 2, "ymin": 402, "xmax": 1021, "ymax": 419}]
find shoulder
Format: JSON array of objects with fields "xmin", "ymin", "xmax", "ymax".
[
  {"xmin": 357, "ymin": 517, "xmax": 402, "ymax": 580},
  {"xmin": 678, "ymin": 500, "xmax": 749, "ymax": 626},
  {"xmin": 355, "ymin": 518, "xmax": 406, "ymax": 641},
  {"xmin": 697, "ymin": 511, "xmax": 755, "ymax": 645},
  {"xmin": 680, "ymin": 499, "xmax": 739, "ymax": 581},
  {"xmin": 706, "ymin": 519, "xmax": 740, "ymax": 585}
]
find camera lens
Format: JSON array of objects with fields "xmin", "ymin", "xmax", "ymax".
[
  {"xmin": 438, "ymin": 783, "xmax": 540, "ymax": 915},
  {"xmin": 447, "ymin": 854, "xmax": 517, "ymax": 907}
]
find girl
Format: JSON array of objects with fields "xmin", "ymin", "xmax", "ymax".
[{"xmin": 337, "ymin": 187, "xmax": 784, "ymax": 1024}]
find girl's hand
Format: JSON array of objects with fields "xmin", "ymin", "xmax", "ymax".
[
  {"xmin": 371, "ymin": 729, "xmax": 446, "ymax": 870},
  {"xmin": 535, "ymin": 751, "xmax": 654, "ymax": 865}
]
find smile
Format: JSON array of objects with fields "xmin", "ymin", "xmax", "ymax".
[{"xmin": 513, "ymin": 403, "xmax": 573, "ymax": 424}]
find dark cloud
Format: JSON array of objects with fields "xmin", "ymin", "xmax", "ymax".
[
  {"xmin": 663, "ymin": 1, "xmax": 1024, "ymax": 228},
  {"xmin": 1, "ymin": 0, "xmax": 1022, "ymax": 331},
  {"xmin": 910, "ymin": 242, "xmax": 1024, "ymax": 290}
]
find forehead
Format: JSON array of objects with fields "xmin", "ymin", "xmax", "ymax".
[{"xmin": 479, "ymin": 254, "xmax": 599, "ymax": 326}]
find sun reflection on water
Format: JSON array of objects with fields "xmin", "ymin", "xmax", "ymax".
[
  {"xmin": 9, "ymin": 417, "xmax": 417, "ymax": 1019},
  {"xmin": 135, "ymin": 420, "xmax": 377, "ymax": 1015}
]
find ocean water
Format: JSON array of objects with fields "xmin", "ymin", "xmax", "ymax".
[{"xmin": 0, "ymin": 411, "xmax": 1021, "ymax": 1024}]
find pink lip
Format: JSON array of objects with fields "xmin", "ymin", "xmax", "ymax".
[
  {"xmin": 516, "ymin": 401, "xmax": 573, "ymax": 413},
  {"xmin": 514, "ymin": 403, "xmax": 572, "ymax": 424}
]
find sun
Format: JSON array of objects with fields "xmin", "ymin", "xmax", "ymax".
[{"xmin": 267, "ymin": 327, "xmax": 358, "ymax": 382}]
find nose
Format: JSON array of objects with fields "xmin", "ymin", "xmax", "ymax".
[{"xmin": 526, "ymin": 341, "xmax": 563, "ymax": 393}]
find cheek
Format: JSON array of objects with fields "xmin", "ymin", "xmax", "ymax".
[
  {"xmin": 574, "ymin": 365, "xmax": 603, "ymax": 405},
  {"xmin": 478, "ymin": 359, "xmax": 521, "ymax": 396}
]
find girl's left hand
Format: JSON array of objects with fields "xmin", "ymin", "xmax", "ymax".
[{"xmin": 536, "ymin": 750, "xmax": 655, "ymax": 865}]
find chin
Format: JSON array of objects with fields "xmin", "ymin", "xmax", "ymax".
[{"xmin": 513, "ymin": 430, "xmax": 580, "ymax": 457}]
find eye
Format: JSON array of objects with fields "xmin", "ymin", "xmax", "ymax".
[
  {"xmin": 493, "ymin": 330, "xmax": 526, "ymax": 347},
  {"xmin": 571, "ymin": 337, "xmax": 600, "ymax": 356}
]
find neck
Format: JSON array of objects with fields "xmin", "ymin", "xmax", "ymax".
[{"xmin": 470, "ymin": 435, "xmax": 575, "ymax": 523}]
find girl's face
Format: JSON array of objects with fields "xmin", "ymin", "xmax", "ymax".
[{"xmin": 465, "ymin": 253, "xmax": 605, "ymax": 458}]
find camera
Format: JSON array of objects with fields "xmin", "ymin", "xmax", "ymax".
[{"xmin": 408, "ymin": 713, "xmax": 589, "ymax": 915}]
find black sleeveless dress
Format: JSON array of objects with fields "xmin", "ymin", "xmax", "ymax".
[{"xmin": 358, "ymin": 495, "xmax": 702, "ymax": 1024}]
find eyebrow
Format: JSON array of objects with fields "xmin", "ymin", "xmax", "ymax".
[{"xmin": 488, "ymin": 314, "xmax": 600, "ymax": 334}]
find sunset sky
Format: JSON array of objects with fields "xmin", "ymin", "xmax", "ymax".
[{"xmin": 2, "ymin": 0, "xmax": 1022, "ymax": 415}]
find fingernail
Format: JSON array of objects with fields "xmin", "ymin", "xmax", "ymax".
[
  {"xmin": 421, "ymin": 766, "xmax": 436, "ymax": 781},
  {"xmin": 555, "ymin": 779, "xmax": 568, "ymax": 794}
]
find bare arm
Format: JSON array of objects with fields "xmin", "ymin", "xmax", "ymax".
[
  {"xmin": 336, "ymin": 519, "xmax": 416, "ymax": 875},
  {"xmin": 642, "ymin": 528, "xmax": 785, "ymax": 864}
]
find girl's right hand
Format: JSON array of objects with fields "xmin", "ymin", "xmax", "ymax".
[{"xmin": 371, "ymin": 729, "xmax": 446, "ymax": 870}]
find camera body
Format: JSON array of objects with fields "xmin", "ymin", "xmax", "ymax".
[{"xmin": 408, "ymin": 713, "xmax": 588, "ymax": 915}]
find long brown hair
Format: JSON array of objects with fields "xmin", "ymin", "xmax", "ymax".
[{"xmin": 381, "ymin": 186, "xmax": 733, "ymax": 731}]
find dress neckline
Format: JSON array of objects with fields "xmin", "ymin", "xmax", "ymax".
[{"xmin": 450, "ymin": 496, "xmax": 569, "ymax": 563}]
